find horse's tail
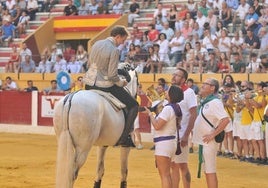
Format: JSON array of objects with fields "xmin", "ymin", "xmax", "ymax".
[
  {"xmin": 55, "ymin": 93, "xmax": 77, "ymax": 188},
  {"xmin": 56, "ymin": 129, "xmax": 75, "ymax": 188}
]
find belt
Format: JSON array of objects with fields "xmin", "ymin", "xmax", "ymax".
[{"xmin": 154, "ymin": 136, "xmax": 176, "ymax": 143}]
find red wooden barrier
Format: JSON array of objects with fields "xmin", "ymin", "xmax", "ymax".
[{"xmin": 0, "ymin": 91, "xmax": 32, "ymax": 124}]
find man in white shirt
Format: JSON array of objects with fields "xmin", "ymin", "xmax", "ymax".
[
  {"xmin": 193, "ymin": 78, "xmax": 229, "ymax": 188},
  {"xmin": 169, "ymin": 30, "xmax": 185, "ymax": 67},
  {"xmin": 2, "ymin": 76, "xmax": 18, "ymax": 90},
  {"xmin": 233, "ymin": 0, "xmax": 250, "ymax": 32},
  {"xmin": 171, "ymin": 68, "xmax": 197, "ymax": 188}
]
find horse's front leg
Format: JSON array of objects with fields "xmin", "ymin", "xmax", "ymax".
[
  {"xmin": 120, "ymin": 147, "xmax": 131, "ymax": 188},
  {"xmin": 94, "ymin": 146, "xmax": 108, "ymax": 188}
]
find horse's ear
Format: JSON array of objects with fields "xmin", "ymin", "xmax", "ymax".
[{"xmin": 118, "ymin": 69, "xmax": 131, "ymax": 82}]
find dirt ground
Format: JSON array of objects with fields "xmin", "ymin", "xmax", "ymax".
[{"xmin": 0, "ymin": 133, "xmax": 267, "ymax": 188}]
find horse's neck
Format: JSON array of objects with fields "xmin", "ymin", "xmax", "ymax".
[{"xmin": 125, "ymin": 70, "xmax": 137, "ymax": 97}]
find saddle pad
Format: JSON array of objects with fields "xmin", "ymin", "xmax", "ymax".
[{"xmin": 91, "ymin": 90, "xmax": 126, "ymax": 111}]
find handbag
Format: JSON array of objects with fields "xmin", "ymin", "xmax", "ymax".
[{"xmin": 201, "ymin": 107, "xmax": 225, "ymax": 143}]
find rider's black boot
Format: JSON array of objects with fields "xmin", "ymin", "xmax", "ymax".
[{"xmin": 116, "ymin": 106, "xmax": 138, "ymax": 147}]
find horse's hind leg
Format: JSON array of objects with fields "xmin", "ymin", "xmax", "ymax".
[
  {"xmin": 94, "ymin": 146, "xmax": 108, "ymax": 188},
  {"xmin": 120, "ymin": 147, "xmax": 131, "ymax": 188},
  {"xmin": 73, "ymin": 147, "xmax": 91, "ymax": 180}
]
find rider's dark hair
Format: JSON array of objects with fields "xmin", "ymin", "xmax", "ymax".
[
  {"xmin": 110, "ymin": 26, "xmax": 128, "ymax": 37},
  {"xmin": 169, "ymin": 85, "xmax": 184, "ymax": 103}
]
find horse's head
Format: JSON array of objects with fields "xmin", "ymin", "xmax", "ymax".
[{"xmin": 118, "ymin": 63, "xmax": 138, "ymax": 98}]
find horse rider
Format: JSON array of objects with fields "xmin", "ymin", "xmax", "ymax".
[{"xmin": 84, "ymin": 25, "xmax": 138, "ymax": 147}]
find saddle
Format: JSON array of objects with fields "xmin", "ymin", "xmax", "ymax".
[{"xmin": 91, "ymin": 90, "xmax": 126, "ymax": 111}]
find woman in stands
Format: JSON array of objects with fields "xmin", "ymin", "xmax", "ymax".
[
  {"xmin": 5, "ymin": 45, "xmax": 19, "ymax": 73},
  {"xmin": 167, "ymin": 3, "xmax": 178, "ymax": 31},
  {"xmin": 76, "ymin": 44, "xmax": 88, "ymax": 72}
]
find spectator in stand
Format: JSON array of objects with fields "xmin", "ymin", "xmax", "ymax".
[
  {"xmin": 244, "ymin": 6, "xmax": 260, "ymax": 35},
  {"xmin": 231, "ymin": 31, "xmax": 244, "ymax": 57},
  {"xmin": 2, "ymin": 76, "xmax": 18, "ymax": 91},
  {"xmin": 213, "ymin": 0, "xmax": 224, "ymax": 15},
  {"xmin": 194, "ymin": 41, "xmax": 208, "ymax": 73},
  {"xmin": 154, "ymin": 13, "xmax": 165, "ymax": 32},
  {"xmin": 153, "ymin": 3, "xmax": 167, "ymax": 21},
  {"xmin": 134, "ymin": 44, "xmax": 148, "ymax": 73},
  {"xmin": 147, "ymin": 23, "xmax": 159, "ymax": 42},
  {"xmin": 71, "ymin": 76, "xmax": 84, "ymax": 92},
  {"xmin": 192, "ymin": 21, "xmax": 203, "ymax": 39},
  {"xmin": 226, "ymin": 0, "xmax": 239, "ymax": 11},
  {"xmin": 89, "ymin": 0, "xmax": 98, "ymax": 15},
  {"xmin": 17, "ymin": 10, "xmax": 29, "ymax": 36},
  {"xmin": 43, "ymin": 80, "xmax": 64, "ymax": 95},
  {"xmin": 167, "ymin": 3, "xmax": 177, "ymax": 31},
  {"xmin": 41, "ymin": 0, "xmax": 59, "ymax": 12},
  {"xmin": 195, "ymin": 10, "xmax": 207, "ymax": 30},
  {"xmin": 232, "ymin": 0, "xmax": 250, "ymax": 33},
  {"xmin": 185, "ymin": 12, "xmax": 194, "ymax": 28},
  {"xmin": 246, "ymin": 52, "xmax": 261, "ymax": 73},
  {"xmin": 156, "ymin": 33, "xmax": 171, "ymax": 67},
  {"xmin": 231, "ymin": 52, "xmax": 246, "ymax": 73},
  {"xmin": 180, "ymin": 20, "xmax": 193, "ymax": 39},
  {"xmin": 169, "ymin": 30, "xmax": 185, "ymax": 67},
  {"xmin": 63, "ymin": 43, "xmax": 76, "ymax": 62},
  {"xmin": 215, "ymin": 20, "xmax": 224, "ymax": 38},
  {"xmin": 96, "ymin": 0, "xmax": 108, "ymax": 14},
  {"xmin": 253, "ymin": 0, "xmax": 263, "ymax": 17},
  {"xmin": 259, "ymin": 54, "xmax": 268, "ymax": 73},
  {"xmin": 259, "ymin": 27, "xmax": 268, "ymax": 55},
  {"xmin": 64, "ymin": 0, "xmax": 78, "ymax": 16},
  {"xmin": 111, "ymin": 0, "xmax": 123, "ymax": 15},
  {"xmin": 78, "ymin": 0, "xmax": 90, "ymax": 15},
  {"xmin": 27, "ymin": 0, "xmax": 38, "ymax": 20},
  {"xmin": 198, "ymin": 0, "xmax": 209, "ymax": 17},
  {"xmin": 127, "ymin": 33, "xmax": 141, "ymax": 46},
  {"xmin": 53, "ymin": 54, "xmax": 67, "ymax": 73},
  {"xmin": 12, "ymin": 6, "xmax": 23, "ymax": 27},
  {"xmin": 2, "ymin": 9, "xmax": 12, "ymax": 23},
  {"xmin": 202, "ymin": 28, "xmax": 218, "ymax": 52},
  {"xmin": 204, "ymin": 51, "xmax": 219, "ymax": 73},
  {"xmin": 242, "ymin": 28, "xmax": 260, "ymax": 56},
  {"xmin": 49, "ymin": 44, "xmax": 58, "ymax": 65},
  {"xmin": 5, "ymin": 45, "xmax": 19, "ymax": 73},
  {"xmin": 128, "ymin": 0, "xmax": 140, "ymax": 27},
  {"xmin": 143, "ymin": 46, "xmax": 155, "ymax": 73},
  {"xmin": 187, "ymin": 78, "xmax": 199, "ymax": 95},
  {"xmin": 151, "ymin": 44, "xmax": 163, "ymax": 73},
  {"xmin": 218, "ymin": 52, "xmax": 231, "ymax": 73},
  {"xmin": 219, "ymin": 1, "xmax": 232, "ymax": 28},
  {"xmin": 160, "ymin": 22, "xmax": 174, "ymax": 41},
  {"xmin": 187, "ymin": 0, "xmax": 198, "ymax": 18},
  {"xmin": 76, "ymin": 44, "xmax": 88, "ymax": 72},
  {"xmin": 19, "ymin": 42, "xmax": 32, "ymax": 64},
  {"xmin": 206, "ymin": 9, "xmax": 217, "ymax": 35},
  {"xmin": 36, "ymin": 55, "xmax": 53, "ymax": 73},
  {"xmin": 258, "ymin": 8, "xmax": 268, "ymax": 28},
  {"xmin": 126, "ymin": 43, "xmax": 136, "ymax": 65},
  {"xmin": 19, "ymin": 55, "xmax": 36, "ymax": 73},
  {"xmin": 0, "ymin": 19, "xmax": 16, "ymax": 47},
  {"xmin": 218, "ymin": 28, "xmax": 231, "ymax": 59},
  {"xmin": 157, "ymin": 78, "xmax": 169, "ymax": 91},
  {"xmin": 181, "ymin": 42, "xmax": 195, "ymax": 73},
  {"xmin": 21, "ymin": 80, "xmax": 38, "ymax": 92},
  {"xmin": 67, "ymin": 55, "xmax": 81, "ymax": 73},
  {"xmin": 178, "ymin": 3, "xmax": 189, "ymax": 20},
  {"xmin": 185, "ymin": 32, "xmax": 196, "ymax": 48},
  {"xmin": 18, "ymin": 0, "xmax": 27, "ymax": 11},
  {"xmin": 131, "ymin": 23, "xmax": 143, "ymax": 41},
  {"xmin": 140, "ymin": 34, "xmax": 153, "ymax": 52},
  {"xmin": 5, "ymin": 0, "xmax": 16, "ymax": 17}
]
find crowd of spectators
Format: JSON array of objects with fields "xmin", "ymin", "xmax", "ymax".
[
  {"xmin": 4, "ymin": 42, "xmax": 89, "ymax": 74},
  {"xmin": 118, "ymin": 0, "xmax": 268, "ymax": 74},
  {"xmin": 1, "ymin": 0, "xmax": 268, "ymax": 74}
]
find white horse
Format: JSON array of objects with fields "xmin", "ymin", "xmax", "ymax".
[{"xmin": 53, "ymin": 66, "xmax": 138, "ymax": 188}]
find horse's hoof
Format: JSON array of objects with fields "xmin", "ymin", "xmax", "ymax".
[
  {"xmin": 120, "ymin": 181, "xmax": 127, "ymax": 188},
  {"xmin": 93, "ymin": 180, "xmax": 101, "ymax": 188}
]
